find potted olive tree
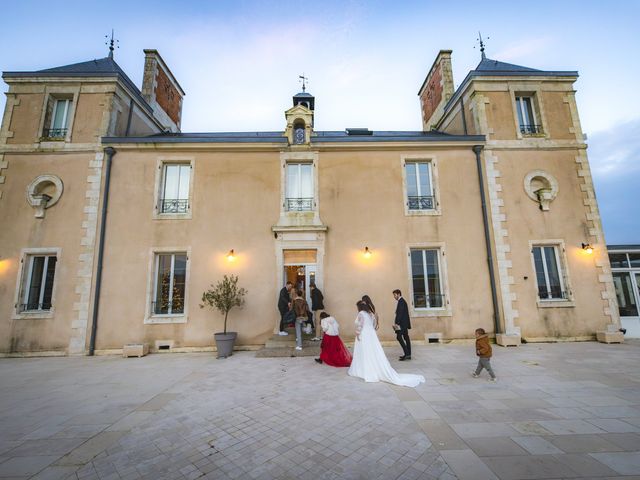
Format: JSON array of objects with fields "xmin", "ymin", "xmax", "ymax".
[{"xmin": 200, "ymin": 275, "xmax": 247, "ymax": 358}]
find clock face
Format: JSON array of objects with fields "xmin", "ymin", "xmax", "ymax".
[{"xmin": 294, "ymin": 127, "xmax": 305, "ymax": 144}]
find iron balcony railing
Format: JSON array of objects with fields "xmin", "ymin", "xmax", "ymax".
[
  {"xmin": 159, "ymin": 199, "xmax": 189, "ymax": 214},
  {"xmin": 538, "ymin": 288, "xmax": 569, "ymax": 301},
  {"xmin": 407, "ymin": 195, "xmax": 435, "ymax": 210},
  {"xmin": 151, "ymin": 301, "xmax": 184, "ymax": 315},
  {"xmin": 18, "ymin": 302, "xmax": 52, "ymax": 313},
  {"xmin": 519, "ymin": 124, "xmax": 543, "ymax": 135},
  {"xmin": 413, "ymin": 293, "xmax": 445, "ymax": 309},
  {"xmin": 285, "ymin": 197, "xmax": 314, "ymax": 211},
  {"xmin": 42, "ymin": 128, "xmax": 67, "ymax": 140}
]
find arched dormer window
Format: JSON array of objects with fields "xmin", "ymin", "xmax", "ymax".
[{"xmin": 293, "ymin": 120, "xmax": 306, "ymax": 145}]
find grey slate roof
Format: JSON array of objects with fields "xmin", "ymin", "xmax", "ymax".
[
  {"xmin": 3, "ymin": 57, "xmax": 152, "ymax": 113},
  {"xmin": 102, "ymin": 130, "xmax": 484, "ymax": 144},
  {"xmin": 475, "ymin": 57, "xmax": 541, "ymax": 73},
  {"xmin": 442, "ymin": 57, "xmax": 579, "ymax": 116}
]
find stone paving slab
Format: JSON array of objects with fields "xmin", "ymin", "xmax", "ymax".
[{"xmin": 0, "ymin": 342, "xmax": 639, "ymax": 479}]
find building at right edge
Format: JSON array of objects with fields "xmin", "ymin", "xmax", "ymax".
[{"xmin": 423, "ymin": 50, "xmax": 619, "ymax": 344}]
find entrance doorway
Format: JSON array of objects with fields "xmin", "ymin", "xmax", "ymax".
[
  {"xmin": 283, "ymin": 249, "xmax": 317, "ymax": 306},
  {"xmin": 284, "ymin": 264, "xmax": 316, "ymax": 306}
]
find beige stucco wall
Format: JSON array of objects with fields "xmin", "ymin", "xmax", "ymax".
[
  {"xmin": 319, "ymin": 148, "xmax": 493, "ymax": 341},
  {"xmin": 7, "ymin": 92, "xmax": 45, "ymax": 144},
  {"xmin": 0, "ymin": 75, "xmax": 166, "ymax": 354},
  {"xmin": 0, "ymin": 152, "xmax": 91, "ymax": 353},
  {"xmin": 95, "ymin": 150, "xmax": 282, "ymax": 350},
  {"xmin": 495, "ymin": 149, "xmax": 609, "ymax": 337},
  {"xmin": 71, "ymin": 93, "xmax": 110, "ymax": 143},
  {"xmin": 89, "ymin": 145, "xmax": 494, "ymax": 352}
]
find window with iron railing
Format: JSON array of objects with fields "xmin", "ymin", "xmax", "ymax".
[
  {"xmin": 42, "ymin": 128, "xmax": 68, "ymax": 139},
  {"xmin": 20, "ymin": 255, "xmax": 57, "ymax": 312},
  {"xmin": 532, "ymin": 245, "xmax": 568, "ymax": 300},
  {"xmin": 515, "ymin": 95, "xmax": 544, "ymax": 136},
  {"xmin": 42, "ymin": 98, "xmax": 72, "ymax": 140},
  {"xmin": 405, "ymin": 162, "xmax": 435, "ymax": 211},
  {"xmin": 159, "ymin": 164, "xmax": 191, "ymax": 214},
  {"xmin": 286, "ymin": 163, "xmax": 314, "ymax": 211},
  {"xmin": 519, "ymin": 124, "xmax": 543, "ymax": 135},
  {"xmin": 410, "ymin": 249, "xmax": 445, "ymax": 309}
]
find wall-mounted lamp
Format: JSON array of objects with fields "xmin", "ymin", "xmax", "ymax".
[
  {"xmin": 363, "ymin": 246, "xmax": 372, "ymax": 259},
  {"xmin": 581, "ymin": 243, "xmax": 594, "ymax": 254},
  {"xmin": 227, "ymin": 249, "xmax": 236, "ymax": 262}
]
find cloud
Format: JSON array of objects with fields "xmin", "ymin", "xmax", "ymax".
[
  {"xmin": 493, "ymin": 37, "xmax": 554, "ymax": 63},
  {"xmin": 588, "ymin": 118, "xmax": 640, "ymax": 243},
  {"xmin": 589, "ymin": 119, "xmax": 640, "ymax": 177}
]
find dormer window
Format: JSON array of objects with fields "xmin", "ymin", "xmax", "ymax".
[{"xmin": 293, "ymin": 121, "xmax": 306, "ymax": 145}]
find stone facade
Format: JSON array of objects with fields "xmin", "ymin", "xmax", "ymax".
[{"xmin": 0, "ymin": 48, "xmax": 619, "ymax": 355}]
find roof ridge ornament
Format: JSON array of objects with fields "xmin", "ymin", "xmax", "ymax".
[
  {"xmin": 475, "ymin": 31, "xmax": 489, "ymax": 60},
  {"xmin": 105, "ymin": 29, "xmax": 119, "ymax": 59}
]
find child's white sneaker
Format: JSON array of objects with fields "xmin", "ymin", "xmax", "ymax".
[
  {"xmin": 471, "ymin": 372, "xmax": 479, "ymax": 378},
  {"xmin": 295, "ymin": 346, "xmax": 302, "ymax": 351},
  {"xmin": 278, "ymin": 331, "xmax": 289, "ymax": 336},
  {"xmin": 488, "ymin": 377, "xmax": 497, "ymax": 382}
]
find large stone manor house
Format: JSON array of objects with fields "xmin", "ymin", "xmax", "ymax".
[{"xmin": 0, "ymin": 44, "xmax": 621, "ymax": 355}]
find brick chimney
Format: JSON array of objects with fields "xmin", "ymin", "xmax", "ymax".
[
  {"xmin": 141, "ymin": 50, "xmax": 185, "ymax": 132},
  {"xmin": 418, "ymin": 50, "xmax": 454, "ymax": 131}
]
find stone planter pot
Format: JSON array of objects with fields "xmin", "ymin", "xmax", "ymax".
[{"xmin": 214, "ymin": 332, "xmax": 237, "ymax": 358}]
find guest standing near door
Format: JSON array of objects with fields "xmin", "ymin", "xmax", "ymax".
[
  {"xmin": 277, "ymin": 281, "xmax": 293, "ymax": 336},
  {"xmin": 310, "ymin": 283, "xmax": 324, "ymax": 341},
  {"xmin": 392, "ymin": 289, "xmax": 412, "ymax": 360}
]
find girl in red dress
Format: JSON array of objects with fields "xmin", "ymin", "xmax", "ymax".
[{"xmin": 315, "ymin": 312, "xmax": 352, "ymax": 367}]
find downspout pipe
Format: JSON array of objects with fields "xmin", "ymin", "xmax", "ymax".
[
  {"xmin": 88, "ymin": 146, "xmax": 116, "ymax": 356},
  {"xmin": 473, "ymin": 145, "xmax": 502, "ymax": 335}
]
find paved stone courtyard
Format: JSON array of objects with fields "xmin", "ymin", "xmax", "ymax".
[{"xmin": 1, "ymin": 342, "xmax": 640, "ymax": 480}]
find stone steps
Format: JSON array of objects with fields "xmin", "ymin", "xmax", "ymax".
[{"xmin": 257, "ymin": 327, "xmax": 321, "ymax": 357}]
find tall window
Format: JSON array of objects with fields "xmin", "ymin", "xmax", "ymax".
[
  {"xmin": 410, "ymin": 249, "xmax": 444, "ymax": 308},
  {"xmin": 609, "ymin": 251, "xmax": 640, "ymax": 318},
  {"xmin": 20, "ymin": 255, "xmax": 57, "ymax": 312},
  {"xmin": 612, "ymin": 272, "xmax": 638, "ymax": 317},
  {"xmin": 532, "ymin": 245, "xmax": 567, "ymax": 300},
  {"xmin": 44, "ymin": 98, "xmax": 72, "ymax": 139},
  {"xmin": 286, "ymin": 163, "xmax": 313, "ymax": 211},
  {"xmin": 153, "ymin": 253, "xmax": 187, "ymax": 315},
  {"xmin": 159, "ymin": 164, "xmax": 190, "ymax": 214},
  {"xmin": 515, "ymin": 95, "xmax": 541, "ymax": 135},
  {"xmin": 405, "ymin": 162, "xmax": 434, "ymax": 210}
]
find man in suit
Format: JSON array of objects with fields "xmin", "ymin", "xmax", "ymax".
[
  {"xmin": 393, "ymin": 289, "xmax": 412, "ymax": 360},
  {"xmin": 277, "ymin": 281, "xmax": 293, "ymax": 336}
]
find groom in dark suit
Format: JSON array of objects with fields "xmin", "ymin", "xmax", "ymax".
[{"xmin": 393, "ymin": 289, "xmax": 412, "ymax": 361}]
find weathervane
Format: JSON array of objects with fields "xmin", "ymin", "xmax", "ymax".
[
  {"xmin": 105, "ymin": 29, "xmax": 119, "ymax": 59},
  {"xmin": 475, "ymin": 31, "xmax": 489, "ymax": 60},
  {"xmin": 298, "ymin": 74, "xmax": 308, "ymax": 92}
]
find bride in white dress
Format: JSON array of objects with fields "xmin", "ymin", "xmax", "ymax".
[{"xmin": 348, "ymin": 301, "xmax": 425, "ymax": 387}]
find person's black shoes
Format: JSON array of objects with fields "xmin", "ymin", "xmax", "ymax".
[
  {"xmin": 314, "ymin": 358, "xmax": 323, "ymax": 364},
  {"xmin": 399, "ymin": 356, "xmax": 411, "ymax": 361}
]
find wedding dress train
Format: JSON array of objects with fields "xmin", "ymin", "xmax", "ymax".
[{"xmin": 348, "ymin": 311, "xmax": 425, "ymax": 388}]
